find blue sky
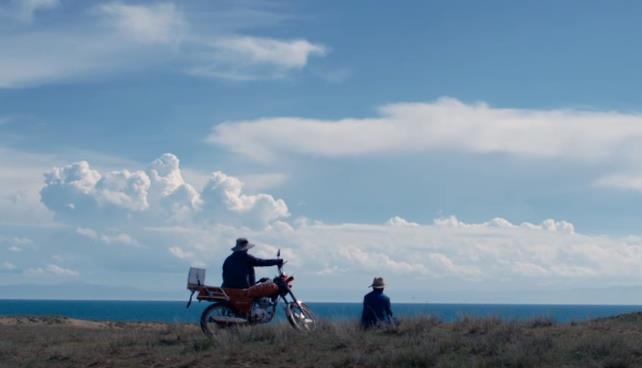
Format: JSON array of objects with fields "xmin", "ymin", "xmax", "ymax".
[{"xmin": 3, "ymin": 0, "xmax": 642, "ymax": 303}]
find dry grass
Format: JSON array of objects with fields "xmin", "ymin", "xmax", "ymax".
[{"xmin": 1, "ymin": 313, "xmax": 642, "ymax": 367}]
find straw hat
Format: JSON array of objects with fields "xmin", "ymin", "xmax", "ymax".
[
  {"xmin": 369, "ymin": 277, "xmax": 386, "ymax": 289},
  {"xmin": 231, "ymin": 238, "xmax": 255, "ymax": 252}
]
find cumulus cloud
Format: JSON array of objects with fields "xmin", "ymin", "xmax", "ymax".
[
  {"xmin": 41, "ymin": 153, "xmax": 289, "ymax": 228},
  {"xmin": 340, "ymin": 247, "xmax": 431, "ymax": 275},
  {"xmin": 147, "ymin": 153, "xmax": 201, "ymax": 217},
  {"xmin": 202, "ymin": 171, "xmax": 289, "ymax": 227},
  {"xmin": 158, "ymin": 214, "xmax": 642, "ymax": 293},
  {"xmin": 31, "ymin": 152, "xmax": 642, "ymax": 298},
  {"xmin": 209, "ymin": 97, "xmax": 642, "ymax": 163},
  {"xmin": 39, "ymin": 161, "xmax": 153, "ymax": 217},
  {"xmin": 386, "ymin": 216, "xmax": 419, "ymax": 227},
  {"xmin": 434, "ymin": 215, "xmax": 575, "ymax": 234},
  {"xmin": 96, "ymin": 170, "xmax": 151, "ymax": 211},
  {"xmin": 0, "ymin": 2, "xmax": 326, "ymax": 87},
  {"xmin": 40, "ymin": 161, "xmax": 101, "ymax": 216}
]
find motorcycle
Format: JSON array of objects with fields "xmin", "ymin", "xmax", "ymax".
[{"xmin": 186, "ymin": 250, "xmax": 318, "ymax": 337}]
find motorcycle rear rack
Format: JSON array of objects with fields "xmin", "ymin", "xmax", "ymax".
[
  {"xmin": 197, "ymin": 286, "xmax": 230, "ymax": 301},
  {"xmin": 187, "ymin": 286, "xmax": 229, "ymax": 308}
]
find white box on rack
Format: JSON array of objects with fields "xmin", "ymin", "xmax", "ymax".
[{"xmin": 187, "ymin": 267, "xmax": 206, "ymax": 290}]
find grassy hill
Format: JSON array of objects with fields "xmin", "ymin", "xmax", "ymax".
[{"xmin": 1, "ymin": 313, "xmax": 642, "ymax": 367}]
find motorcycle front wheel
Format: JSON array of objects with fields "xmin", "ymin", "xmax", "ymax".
[
  {"xmin": 285, "ymin": 302, "xmax": 318, "ymax": 332},
  {"xmin": 200, "ymin": 302, "xmax": 246, "ymax": 337}
]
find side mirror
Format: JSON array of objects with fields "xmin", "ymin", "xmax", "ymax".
[{"xmin": 277, "ymin": 249, "xmax": 281, "ymax": 258}]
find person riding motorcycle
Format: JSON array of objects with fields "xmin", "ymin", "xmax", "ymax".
[
  {"xmin": 193, "ymin": 238, "xmax": 318, "ymax": 335},
  {"xmin": 222, "ymin": 238, "xmax": 283, "ymax": 289}
]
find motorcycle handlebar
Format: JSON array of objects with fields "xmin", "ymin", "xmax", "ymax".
[{"xmin": 277, "ymin": 260, "xmax": 287, "ymax": 276}]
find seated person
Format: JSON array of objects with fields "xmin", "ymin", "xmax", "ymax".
[{"xmin": 361, "ymin": 277, "xmax": 397, "ymax": 329}]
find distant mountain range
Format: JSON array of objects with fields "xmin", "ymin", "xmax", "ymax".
[{"xmin": 0, "ymin": 283, "xmax": 183, "ymax": 301}]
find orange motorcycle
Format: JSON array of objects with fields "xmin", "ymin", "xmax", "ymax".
[{"xmin": 186, "ymin": 251, "xmax": 318, "ymax": 337}]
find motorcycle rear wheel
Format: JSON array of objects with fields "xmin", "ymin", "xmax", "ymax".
[
  {"xmin": 200, "ymin": 302, "xmax": 245, "ymax": 337},
  {"xmin": 285, "ymin": 302, "xmax": 318, "ymax": 332}
]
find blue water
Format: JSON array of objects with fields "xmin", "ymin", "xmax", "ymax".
[{"xmin": 1, "ymin": 300, "xmax": 640, "ymax": 324}]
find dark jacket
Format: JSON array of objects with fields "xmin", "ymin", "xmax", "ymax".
[
  {"xmin": 361, "ymin": 289, "xmax": 393, "ymax": 328},
  {"xmin": 221, "ymin": 251, "xmax": 281, "ymax": 289}
]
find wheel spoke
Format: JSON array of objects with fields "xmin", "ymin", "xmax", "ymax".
[{"xmin": 286, "ymin": 303, "xmax": 317, "ymax": 332}]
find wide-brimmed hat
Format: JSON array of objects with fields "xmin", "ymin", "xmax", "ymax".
[
  {"xmin": 369, "ymin": 277, "xmax": 386, "ymax": 289},
  {"xmin": 231, "ymin": 238, "xmax": 255, "ymax": 252}
]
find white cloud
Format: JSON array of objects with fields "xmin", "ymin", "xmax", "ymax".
[
  {"xmin": 189, "ymin": 36, "xmax": 327, "ymax": 80},
  {"xmin": 40, "ymin": 157, "xmax": 179, "ymax": 220},
  {"xmin": 527, "ymin": 219, "xmax": 575, "ymax": 233},
  {"xmin": 168, "ymin": 245, "xmax": 194, "ymax": 260},
  {"xmin": 202, "ymin": 171, "xmax": 289, "ymax": 226},
  {"xmin": 386, "ymin": 216, "xmax": 419, "ymax": 227},
  {"xmin": 28, "ymin": 152, "xmax": 642, "ymax": 297},
  {"xmin": 157, "ymin": 215, "xmax": 642, "ymax": 291},
  {"xmin": 146, "ymin": 153, "xmax": 201, "ymax": 220},
  {"xmin": 40, "ymin": 161, "xmax": 102, "ymax": 217},
  {"xmin": 0, "ymin": 2, "xmax": 327, "ymax": 87},
  {"xmin": 340, "ymin": 247, "xmax": 431, "ymax": 275},
  {"xmin": 167, "ymin": 167, "xmax": 288, "ymax": 197},
  {"xmin": 434, "ymin": 215, "xmax": 574, "ymax": 234},
  {"xmin": 99, "ymin": 2, "xmax": 185, "ymax": 44},
  {"xmin": 96, "ymin": 170, "xmax": 151, "ymax": 211},
  {"xmin": 594, "ymin": 174, "xmax": 642, "ymax": 192},
  {"xmin": 76, "ymin": 227, "xmax": 140, "ymax": 247},
  {"xmin": 41, "ymin": 153, "xmax": 289, "ymax": 228},
  {"xmin": 76, "ymin": 227, "xmax": 98, "ymax": 240},
  {"xmin": 159, "ymin": 216, "xmax": 636, "ymax": 286},
  {"xmin": 216, "ymin": 36, "xmax": 326, "ymax": 69},
  {"xmin": 208, "ymin": 97, "xmax": 642, "ymax": 163},
  {"xmin": 0, "ymin": 146, "xmax": 149, "ymax": 227},
  {"xmin": 25, "ymin": 264, "xmax": 79, "ymax": 277}
]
